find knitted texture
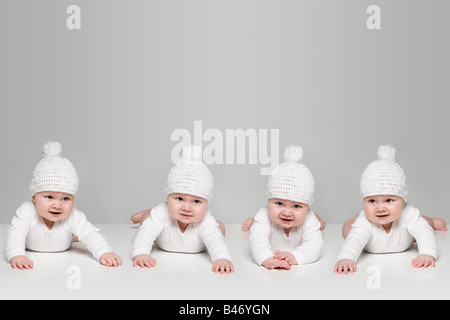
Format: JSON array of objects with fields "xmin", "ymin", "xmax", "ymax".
[
  {"xmin": 29, "ymin": 141, "xmax": 79, "ymax": 196},
  {"xmin": 360, "ymin": 144, "xmax": 408, "ymax": 200},
  {"xmin": 166, "ymin": 145, "xmax": 213, "ymax": 201},
  {"xmin": 266, "ymin": 145, "xmax": 315, "ymax": 205}
]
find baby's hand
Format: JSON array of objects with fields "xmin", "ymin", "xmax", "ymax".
[
  {"xmin": 261, "ymin": 257, "xmax": 291, "ymax": 270},
  {"xmin": 99, "ymin": 252, "xmax": 123, "ymax": 267},
  {"xmin": 411, "ymin": 254, "xmax": 435, "ymax": 268},
  {"xmin": 334, "ymin": 259, "xmax": 357, "ymax": 274},
  {"xmin": 133, "ymin": 254, "xmax": 157, "ymax": 268},
  {"xmin": 212, "ymin": 259, "xmax": 234, "ymax": 274},
  {"xmin": 9, "ymin": 255, "xmax": 34, "ymax": 270},
  {"xmin": 273, "ymin": 250, "xmax": 298, "ymax": 266}
]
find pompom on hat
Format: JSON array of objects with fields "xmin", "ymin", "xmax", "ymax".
[
  {"xmin": 360, "ymin": 144, "xmax": 408, "ymax": 200},
  {"xmin": 165, "ymin": 145, "xmax": 213, "ymax": 201},
  {"xmin": 30, "ymin": 141, "xmax": 79, "ymax": 196},
  {"xmin": 266, "ymin": 145, "xmax": 315, "ymax": 205}
]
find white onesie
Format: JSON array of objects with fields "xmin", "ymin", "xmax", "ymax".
[
  {"xmin": 131, "ymin": 202, "xmax": 232, "ymax": 262},
  {"xmin": 337, "ymin": 203, "xmax": 438, "ymax": 262},
  {"xmin": 249, "ymin": 207, "xmax": 323, "ymax": 266},
  {"xmin": 5, "ymin": 201, "xmax": 112, "ymax": 262}
]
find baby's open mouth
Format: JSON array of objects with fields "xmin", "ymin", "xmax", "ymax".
[
  {"xmin": 376, "ymin": 213, "xmax": 389, "ymax": 218},
  {"xmin": 49, "ymin": 211, "xmax": 62, "ymax": 215},
  {"xmin": 180, "ymin": 213, "xmax": 193, "ymax": 217}
]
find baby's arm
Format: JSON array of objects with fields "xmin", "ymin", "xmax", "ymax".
[
  {"xmin": 249, "ymin": 209, "xmax": 275, "ymax": 267},
  {"xmin": 272, "ymin": 213, "xmax": 323, "ymax": 266},
  {"xmin": 131, "ymin": 204, "xmax": 166, "ymax": 268},
  {"xmin": 290, "ymin": 211, "xmax": 323, "ymax": 265},
  {"xmin": 69, "ymin": 209, "xmax": 121, "ymax": 266},
  {"xmin": 6, "ymin": 202, "xmax": 34, "ymax": 268},
  {"xmin": 404, "ymin": 206, "xmax": 438, "ymax": 268},
  {"xmin": 200, "ymin": 213, "xmax": 234, "ymax": 273},
  {"xmin": 334, "ymin": 213, "xmax": 372, "ymax": 274}
]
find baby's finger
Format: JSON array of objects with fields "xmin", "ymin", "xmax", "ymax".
[
  {"xmin": 144, "ymin": 260, "xmax": 152, "ymax": 268},
  {"xmin": 138, "ymin": 260, "xmax": 147, "ymax": 268}
]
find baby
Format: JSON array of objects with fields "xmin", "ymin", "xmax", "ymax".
[
  {"xmin": 248, "ymin": 145, "xmax": 323, "ymax": 270},
  {"xmin": 334, "ymin": 144, "xmax": 447, "ymax": 274},
  {"xmin": 131, "ymin": 145, "xmax": 234, "ymax": 274},
  {"xmin": 5, "ymin": 141, "xmax": 122, "ymax": 269}
]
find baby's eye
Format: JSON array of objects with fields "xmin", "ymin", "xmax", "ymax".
[
  {"xmin": 275, "ymin": 202, "xmax": 283, "ymax": 206},
  {"xmin": 386, "ymin": 199, "xmax": 393, "ymax": 203},
  {"xmin": 293, "ymin": 204, "xmax": 302, "ymax": 209},
  {"xmin": 63, "ymin": 197, "xmax": 71, "ymax": 201},
  {"xmin": 175, "ymin": 197, "xmax": 183, "ymax": 202},
  {"xmin": 368, "ymin": 199, "xmax": 376, "ymax": 204},
  {"xmin": 45, "ymin": 195, "xmax": 54, "ymax": 200},
  {"xmin": 193, "ymin": 199, "xmax": 201, "ymax": 204}
]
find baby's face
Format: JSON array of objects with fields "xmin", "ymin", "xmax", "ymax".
[
  {"xmin": 167, "ymin": 193, "xmax": 208, "ymax": 225},
  {"xmin": 267, "ymin": 198, "xmax": 309, "ymax": 230},
  {"xmin": 363, "ymin": 194, "xmax": 405, "ymax": 226},
  {"xmin": 32, "ymin": 191, "xmax": 74, "ymax": 224}
]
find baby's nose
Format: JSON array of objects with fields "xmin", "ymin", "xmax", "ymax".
[
  {"xmin": 281, "ymin": 210, "xmax": 293, "ymax": 217},
  {"xmin": 51, "ymin": 202, "xmax": 62, "ymax": 209},
  {"xmin": 182, "ymin": 204, "xmax": 192, "ymax": 211}
]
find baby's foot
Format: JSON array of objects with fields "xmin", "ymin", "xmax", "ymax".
[
  {"xmin": 131, "ymin": 212, "xmax": 144, "ymax": 224},
  {"xmin": 131, "ymin": 209, "xmax": 151, "ymax": 225},
  {"xmin": 432, "ymin": 218, "xmax": 448, "ymax": 231},
  {"xmin": 217, "ymin": 220, "xmax": 226, "ymax": 237},
  {"xmin": 241, "ymin": 218, "xmax": 254, "ymax": 231},
  {"xmin": 314, "ymin": 213, "xmax": 326, "ymax": 231}
]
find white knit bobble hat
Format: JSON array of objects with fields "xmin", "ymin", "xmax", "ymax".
[
  {"xmin": 266, "ymin": 145, "xmax": 315, "ymax": 205},
  {"xmin": 360, "ymin": 144, "xmax": 408, "ymax": 200},
  {"xmin": 29, "ymin": 141, "xmax": 79, "ymax": 196},
  {"xmin": 165, "ymin": 145, "xmax": 213, "ymax": 201}
]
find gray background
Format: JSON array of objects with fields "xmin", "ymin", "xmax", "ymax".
[{"xmin": 1, "ymin": 0, "xmax": 449, "ymax": 225}]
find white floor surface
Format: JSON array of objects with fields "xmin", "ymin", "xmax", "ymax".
[{"xmin": 0, "ymin": 224, "xmax": 448, "ymax": 300}]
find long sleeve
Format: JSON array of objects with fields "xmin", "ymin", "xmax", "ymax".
[
  {"xmin": 290, "ymin": 211, "xmax": 323, "ymax": 265},
  {"xmin": 198, "ymin": 212, "xmax": 232, "ymax": 262},
  {"xmin": 131, "ymin": 203, "xmax": 167, "ymax": 258},
  {"xmin": 68, "ymin": 209, "xmax": 112, "ymax": 261},
  {"xmin": 249, "ymin": 208, "xmax": 274, "ymax": 265},
  {"xmin": 336, "ymin": 211, "xmax": 373, "ymax": 262},
  {"xmin": 403, "ymin": 205, "xmax": 438, "ymax": 259},
  {"xmin": 5, "ymin": 202, "xmax": 35, "ymax": 261}
]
